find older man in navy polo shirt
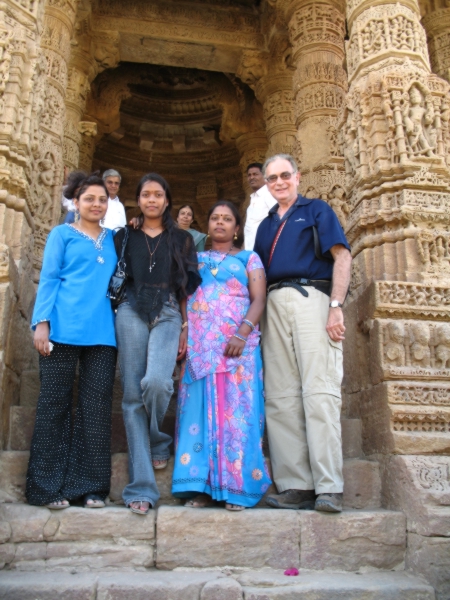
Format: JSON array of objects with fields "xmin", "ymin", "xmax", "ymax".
[{"xmin": 254, "ymin": 154, "xmax": 352, "ymax": 513}]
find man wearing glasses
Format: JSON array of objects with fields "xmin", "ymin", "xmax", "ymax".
[{"xmin": 254, "ymin": 154, "xmax": 352, "ymax": 513}]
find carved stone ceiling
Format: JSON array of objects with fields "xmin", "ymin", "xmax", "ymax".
[
  {"xmin": 92, "ymin": 64, "xmax": 244, "ymax": 209},
  {"xmin": 91, "ymin": 0, "xmax": 263, "ymax": 72}
]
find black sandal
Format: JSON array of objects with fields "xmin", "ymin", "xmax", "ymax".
[{"xmin": 82, "ymin": 494, "xmax": 105, "ymax": 508}]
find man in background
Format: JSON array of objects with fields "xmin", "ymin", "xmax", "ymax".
[
  {"xmin": 102, "ymin": 169, "xmax": 126, "ymax": 230},
  {"xmin": 243, "ymin": 162, "xmax": 276, "ymax": 250}
]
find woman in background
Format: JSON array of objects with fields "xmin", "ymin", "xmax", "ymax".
[{"xmin": 176, "ymin": 204, "xmax": 207, "ymax": 251}]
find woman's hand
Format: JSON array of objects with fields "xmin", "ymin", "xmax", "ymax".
[
  {"xmin": 34, "ymin": 322, "xmax": 51, "ymax": 356},
  {"xmin": 177, "ymin": 327, "xmax": 188, "ymax": 361},
  {"xmin": 224, "ymin": 335, "xmax": 246, "ymax": 357},
  {"xmin": 129, "ymin": 217, "xmax": 140, "ymax": 229}
]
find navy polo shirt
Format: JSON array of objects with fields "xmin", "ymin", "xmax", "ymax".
[{"xmin": 254, "ymin": 195, "xmax": 350, "ymax": 284}]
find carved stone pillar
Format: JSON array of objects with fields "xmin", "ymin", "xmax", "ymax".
[
  {"xmin": 422, "ymin": 7, "xmax": 450, "ymax": 84},
  {"xmin": 286, "ymin": 0, "xmax": 347, "ymax": 203},
  {"xmin": 342, "ymin": 0, "xmax": 450, "ymax": 580}
]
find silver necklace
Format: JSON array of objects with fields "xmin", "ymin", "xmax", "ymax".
[{"xmin": 144, "ymin": 230, "xmax": 164, "ymax": 273}]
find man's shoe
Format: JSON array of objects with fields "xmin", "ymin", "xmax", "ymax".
[
  {"xmin": 265, "ymin": 489, "xmax": 316, "ymax": 510},
  {"xmin": 315, "ymin": 492, "xmax": 343, "ymax": 513}
]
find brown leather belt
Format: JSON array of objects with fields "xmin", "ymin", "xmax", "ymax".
[{"xmin": 267, "ymin": 278, "xmax": 331, "ymax": 297}]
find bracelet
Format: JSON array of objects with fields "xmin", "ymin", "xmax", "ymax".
[
  {"xmin": 233, "ymin": 333, "xmax": 247, "ymax": 343},
  {"xmin": 181, "ymin": 321, "xmax": 188, "ymax": 330},
  {"xmin": 242, "ymin": 319, "xmax": 255, "ymax": 331}
]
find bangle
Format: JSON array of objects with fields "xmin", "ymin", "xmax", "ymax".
[
  {"xmin": 242, "ymin": 319, "xmax": 255, "ymax": 331},
  {"xmin": 181, "ymin": 321, "xmax": 188, "ymax": 330},
  {"xmin": 233, "ymin": 333, "xmax": 247, "ymax": 343}
]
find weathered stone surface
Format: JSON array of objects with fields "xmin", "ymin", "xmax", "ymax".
[
  {"xmin": 0, "ymin": 571, "xmax": 97, "ymax": 599},
  {"xmin": 97, "ymin": 571, "xmax": 226, "ymax": 600},
  {"xmin": 341, "ymin": 419, "xmax": 362, "ymax": 458},
  {"xmin": 343, "ymin": 459, "xmax": 381, "ymax": 509},
  {"xmin": 383, "ymin": 455, "xmax": 450, "ymax": 536},
  {"xmin": 299, "ymin": 510, "xmax": 406, "ymax": 571},
  {"xmin": 12, "ymin": 542, "xmax": 47, "ymax": 570},
  {"xmin": 0, "ymin": 504, "xmax": 51, "ymax": 543},
  {"xmin": 43, "ymin": 506, "xmax": 155, "ymax": 542},
  {"xmin": 0, "ymin": 451, "xmax": 29, "ymax": 502},
  {"xmin": 44, "ymin": 542, "xmax": 154, "ymax": 571},
  {"xmin": 201, "ymin": 578, "xmax": 243, "ymax": 600},
  {"xmin": 0, "ymin": 543, "xmax": 15, "ymax": 569},
  {"xmin": 0, "ymin": 521, "xmax": 11, "ymax": 544},
  {"xmin": 19, "ymin": 370, "xmax": 40, "ymax": 408},
  {"xmin": 9, "ymin": 407, "xmax": 35, "ymax": 451},
  {"xmin": 240, "ymin": 571, "xmax": 434, "ymax": 600},
  {"xmin": 406, "ymin": 533, "xmax": 450, "ymax": 600},
  {"xmin": 156, "ymin": 506, "xmax": 300, "ymax": 570}
]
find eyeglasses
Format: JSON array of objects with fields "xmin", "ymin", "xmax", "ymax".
[{"xmin": 265, "ymin": 171, "xmax": 297, "ymax": 184}]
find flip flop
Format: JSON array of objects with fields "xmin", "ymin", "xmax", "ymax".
[
  {"xmin": 225, "ymin": 503, "xmax": 245, "ymax": 511},
  {"xmin": 152, "ymin": 459, "xmax": 168, "ymax": 470},
  {"xmin": 46, "ymin": 500, "xmax": 69, "ymax": 510},
  {"xmin": 128, "ymin": 501, "xmax": 150, "ymax": 515},
  {"xmin": 83, "ymin": 494, "xmax": 105, "ymax": 508},
  {"xmin": 185, "ymin": 494, "xmax": 215, "ymax": 508}
]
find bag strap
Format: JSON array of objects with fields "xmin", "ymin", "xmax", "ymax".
[
  {"xmin": 116, "ymin": 226, "xmax": 129, "ymax": 275},
  {"xmin": 312, "ymin": 226, "xmax": 334, "ymax": 264},
  {"xmin": 268, "ymin": 219, "xmax": 288, "ymax": 267}
]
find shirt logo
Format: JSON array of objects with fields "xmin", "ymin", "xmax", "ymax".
[{"xmin": 295, "ymin": 218, "xmax": 306, "ymax": 222}]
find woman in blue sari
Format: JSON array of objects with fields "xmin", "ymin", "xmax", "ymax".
[{"xmin": 172, "ymin": 201, "xmax": 271, "ymax": 510}]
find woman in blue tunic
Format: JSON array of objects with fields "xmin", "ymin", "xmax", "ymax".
[
  {"xmin": 26, "ymin": 172, "xmax": 117, "ymax": 509},
  {"xmin": 172, "ymin": 201, "xmax": 271, "ymax": 510}
]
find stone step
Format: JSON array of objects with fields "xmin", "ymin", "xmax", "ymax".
[
  {"xmin": 0, "ymin": 569, "xmax": 435, "ymax": 599},
  {"xmin": 0, "ymin": 451, "xmax": 381, "ymax": 509},
  {"xmin": 0, "ymin": 504, "xmax": 405, "ymax": 572},
  {"xmin": 8, "ymin": 405, "xmax": 363, "ymax": 457}
]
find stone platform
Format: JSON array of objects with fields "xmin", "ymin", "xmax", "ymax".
[{"xmin": 0, "ymin": 569, "xmax": 435, "ymax": 600}]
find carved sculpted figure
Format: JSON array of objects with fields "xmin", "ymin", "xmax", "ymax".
[
  {"xmin": 385, "ymin": 322, "xmax": 406, "ymax": 366},
  {"xmin": 328, "ymin": 187, "xmax": 349, "ymax": 227},
  {"xmin": 435, "ymin": 324, "xmax": 450, "ymax": 369},
  {"xmin": 402, "ymin": 85, "xmax": 436, "ymax": 157},
  {"xmin": 410, "ymin": 323, "xmax": 431, "ymax": 368}
]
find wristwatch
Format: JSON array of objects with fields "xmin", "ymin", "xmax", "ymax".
[{"xmin": 329, "ymin": 300, "xmax": 343, "ymax": 308}]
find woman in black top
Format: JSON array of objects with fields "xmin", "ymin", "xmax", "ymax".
[{"xmin": 114, "ymin": 173, "xmax": 200, "ymax": 515}]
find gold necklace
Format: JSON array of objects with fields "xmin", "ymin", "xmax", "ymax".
[
  {"xmin": 143, "ymin": 230, "xmax": 164, "ymax": 273},
  {"xmin": 208, "ymin": 245, "xmax": 234, "ymax": 277}
]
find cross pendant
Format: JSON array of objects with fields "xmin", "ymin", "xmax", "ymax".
[{"xmin": 149, "ymin": 261, "xmax": 156, "ymax": 273}]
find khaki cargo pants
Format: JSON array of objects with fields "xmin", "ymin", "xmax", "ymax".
[{"xmin": 261, "ymin": 286, "xmax": 344, "ymax": 494}]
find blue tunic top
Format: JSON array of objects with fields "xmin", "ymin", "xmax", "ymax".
[
  {"xmin": 31, "ymin": 224, "xmax": 117, "ymax": 347},
  {"xmin": 254, "ymin": 195, "xmax": 350, "ymax": 284}
]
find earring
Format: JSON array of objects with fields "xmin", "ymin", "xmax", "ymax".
[
  {"xmin": 75, "ymin": 209, "xmax": 80, "ymax": 223},
  {"xmin": 206, "ymin": 233, "xmax": 210, "ymax": 239},
  {"xmin": 234, "ymin": 233, "xmax": 238, "ymax": 240}
]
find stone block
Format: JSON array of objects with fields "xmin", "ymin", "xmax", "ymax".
[
  {"xmin": 341, "ymin": 418, "xmax": 362, "ymax": 458},
  {"xmin": 156, "ymin": 506, "xmax": 300, "ymax": 570},
  {"xmin": 19, "ymin": 370, "xmax": 40, "ymax": 407},
  {"xmin": 240, "ymin": 571, "xmax": 435, "ymax": 600},
  {"xmin": 406, "ymin": 533, "xmax": 450, "ymax": 600},
  {"xmin": 0, "ymin": 571, "xmax": 97, "ymax": 599},
  {"xmin": 383, "ymin": 455, "xmax": 450, "ymax": 536},
  {"xmin": 343, "ymin": 459, "xmax": 381, "ymax": 509},
  {"xmin": 45, "ymin": 541, "xmax": 154, "ymax": 571},
  {"xmin": 9, "ymin": 406, "xmax": 35, "ymax": 451},
  {"xmin": 0, "ymin": 450, "xmax": 28, "ymax": 502},
  {"xmin": 0, "ymin": 543, "xmax": 15, "ymax": 569},
  {"xmin": 97, "ymin": 571, "xmax": 226, "ymax": 600},
  {"xmin": 0, "ymin": 521, "xmax": 11, "ymax": 544},
  {"xmin": 299, "ymin": 510, "xmax": 406, "ymax": 571},
  {"xmin": 0, "ymin": 504, "xmax": 50, "ymax": 543},
  {"xmin": 43, "ymin": 506, "xmax": 155, "ymax": 542},
  {"xmin": 201, "ymin": 578, "xmax": 243, "ymax": 600},
  {"xmin": 12, "ymin": 541, "xmax": 47, "ymax": 569}
]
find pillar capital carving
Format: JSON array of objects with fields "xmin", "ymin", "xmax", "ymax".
[
  {"xmin": 346, "ymin": 0, "xmax": 421, "ymax": 29},
  {"xmin": 422, "ymin": 7, "xmax": 450, "ymax": 84}
]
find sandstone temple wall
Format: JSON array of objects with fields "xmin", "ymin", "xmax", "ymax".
[{"xmin": 0, "ymin": 0, "xmax": 449, "ymax": 594}]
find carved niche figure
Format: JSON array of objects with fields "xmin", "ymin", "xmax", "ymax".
[
  {"xmin": 410, "ymin": 323, "xmax": 431, "ymax": 368},
  {"xmin": 305, "ymin": 186, "xmax": 318, "ymax": 199},
  {"xmin": 385, "ymin": 129, "xmax": 399, "ymax": 164},
  {"xmin": 409, "ymin": 285, "xmax": 428, "ymax": 305},
  {"xmin": 328, "ymin": 187, "xmax": 349, "ymax": 227},
  {"xmin": 385, "ymin": 321, "xmax": 406, "ymax": 366},
  {"xmin": 344, "ymin": 108, "xmax": 360, "ymax": 175},
  {"xmin": 435, "ymin": 324, "xmax": 450, "ymax": 369},
  {"xmin": 402, "ymin": 85, "xmax": 436, "ymax": 157},
  {"xmin": 35, "ymin": 152, "xmax": 56, "ymax": 224}
]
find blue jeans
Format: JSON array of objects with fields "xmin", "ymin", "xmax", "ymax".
[{"xmin": 115, "ymin": 300, "xmax": 182, "ymax": 507}]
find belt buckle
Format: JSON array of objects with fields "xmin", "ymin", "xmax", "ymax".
[{"xmin": 299, "ymin": 278, "xmax": 310, "ymax": 285}]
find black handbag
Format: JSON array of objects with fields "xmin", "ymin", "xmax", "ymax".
[{"xmin": 107, "ymin": 226, "xmax": 129, "ymax": 307}]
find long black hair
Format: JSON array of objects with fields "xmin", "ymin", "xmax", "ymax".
[
  {"xmin": 207, "ymin": 200, "xmax": 244, "ymax": 248},
  {"xmin": 64, "ymin": 171, "xmax": 108, "ymax": 200},
  {"xmin": 135, "ymin": 173, "xmax": 192, "ymax": 297}
]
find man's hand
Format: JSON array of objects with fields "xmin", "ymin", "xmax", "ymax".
[{"xmin": 326, "ymin": 307, "xmax": 345, "ymax": 341}]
